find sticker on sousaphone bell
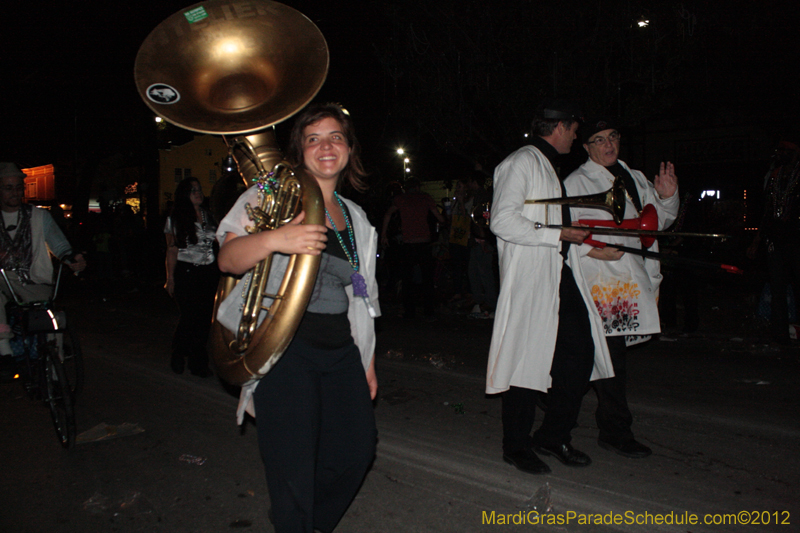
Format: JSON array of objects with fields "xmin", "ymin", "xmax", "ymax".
[
  {"xmin": 146, "ymin": 84, "xmax": 181, "ymax": 105},
  {"xmin": 183, "ymin": 6, "xmax": 209, "ymax": 23}
]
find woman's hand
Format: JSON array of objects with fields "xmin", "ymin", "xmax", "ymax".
[
  {"xmin": 271, "ymin": 211, "xmax": 328, "ymax": 256},
  {"xmin": 165, "ymin": 277, "xmax": 175, "ymax": 297},
  {"xmin": 218, "ymin": 211, "xmax": 327, "ymax": 275},
  {"xmin": 366, "ymin": 356, "xmax": 378, "ymax": 400}
]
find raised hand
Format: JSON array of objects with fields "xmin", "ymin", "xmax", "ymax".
[{"xmin": 654, "ymin": 161, "xmax": 678, "ymax": 199}]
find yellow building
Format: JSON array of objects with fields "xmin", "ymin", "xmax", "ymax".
[
  {"xmin": 159, "ymin": 135, "xmax": 229, "ymax": 213},
  {"xmin": 21, "ymin": 164, "xmax": 56, "ymax": 203}
]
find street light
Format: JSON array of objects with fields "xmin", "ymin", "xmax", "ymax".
[{"xmin": 396, "ymin": 148, "xmax": 410, "ymax": 179}]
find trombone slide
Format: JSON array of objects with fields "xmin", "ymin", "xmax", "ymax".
[{"xmin": 584, "ymin": 239, "xmax": 743, "ymax": 274}]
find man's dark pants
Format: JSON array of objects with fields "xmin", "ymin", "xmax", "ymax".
[
  {"xmin": 502, "ymin": 264, "xmax": 595, "ymax": 452},
  {"xmin": 593, "ymin": 336, "xmax": 635, "ymax": 444}
]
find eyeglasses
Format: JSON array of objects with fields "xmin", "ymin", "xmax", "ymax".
[
  {"xmin": 190, "ymin": 188, "xmax": 203, "ymax": 193},
  {"xmin": 1, "ymin": 184, "xmax": 25, "ymax": 192},
  {"xmin": 587, "ymin": 131, "xmax": 621, "ymax": 146}
]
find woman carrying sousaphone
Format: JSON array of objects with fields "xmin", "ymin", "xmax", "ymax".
[{"xmin": 217, "ymin": 103, "xmax": 379, "ymax": 532}]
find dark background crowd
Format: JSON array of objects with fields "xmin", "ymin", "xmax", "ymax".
[{"xmin": 50, "ymin": 152, "xmax": 793, "ymax": 346}]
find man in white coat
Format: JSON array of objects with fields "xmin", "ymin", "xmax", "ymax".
[
  {"xmin": 565, "ymin": 118, "xmax": 678, "ymax": 458},
  {"xmin": 487, "ymin": 101, "xmax": 614, "ymax": 474}
]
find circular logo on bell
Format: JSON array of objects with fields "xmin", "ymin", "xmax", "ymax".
[{"xmin": 146, "ymin": 84, "xmax": 180, "ymax": 105}]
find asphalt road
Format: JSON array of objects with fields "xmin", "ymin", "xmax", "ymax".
[{"xmin": 1, "ymin": 278, "xmax": 798, "ymax": 532}]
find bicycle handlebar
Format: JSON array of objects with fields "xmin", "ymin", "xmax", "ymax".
[{"xmin": 0, "ymin": 263, "xmax": 66, "ymax": 306}]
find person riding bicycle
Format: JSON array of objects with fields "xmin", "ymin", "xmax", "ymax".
[{"xmin": 0, "ymin": 162, "xmax": 86, "ymax": 380}]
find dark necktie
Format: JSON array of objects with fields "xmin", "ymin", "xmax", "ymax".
[{"xmin": 559, "ymin": 179, "xmax": 571, "ymax": 258}]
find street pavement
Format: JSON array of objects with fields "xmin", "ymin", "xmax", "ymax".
[{"xmin": 1, "ymin": 278, "xmax": 798, "ymax": 532}]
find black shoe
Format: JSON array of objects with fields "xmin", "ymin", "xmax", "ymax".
[
  {"xmin": 502, "ymin": 449, "xmax": 551, "ymax": 474},
  {"xmin": 598, "ymin": 438, "xmax": 652, "ymax": 458},
  {"xmin": 534, "ymin": 443, "xmax": 592, "ymax": 467},
  {"xmin": 170, "ymin": 355, "xmax": 185, "ymax": 374}
]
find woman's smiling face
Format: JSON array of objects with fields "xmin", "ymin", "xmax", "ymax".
[{"xmin": 302, "ymin": 116, "xmax": 351, "ymax": 184}]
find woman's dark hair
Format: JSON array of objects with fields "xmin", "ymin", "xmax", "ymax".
[
  {"xmin": 170, "ymin": 177, "xmax": 205, "ymax": 248},
  {"xmin": 287, "ymin": 103, "xmax": 368, "ymax": 193}
]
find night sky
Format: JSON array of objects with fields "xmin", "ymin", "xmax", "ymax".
[
  {"xmin": 2, "ymin": 1, "xmax": 799, "ymax": 191},
  {"xmin": 1, "ymin": 1, "xmax": 385, "ymax": 167}
]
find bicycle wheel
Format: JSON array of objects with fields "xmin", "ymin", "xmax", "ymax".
[
  {"xmin": 43, "ymin": 344, "xmax": 76, "ymax": 450},
  {"xmin": 58, "ymin": 327, "xmax": 84, "ymax": 397}
]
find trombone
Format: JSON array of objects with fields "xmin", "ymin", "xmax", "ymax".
[
  {"xmin": 525, "ymin": 176, "xmax": 627, "ymax": 224},
  {"xmin": 477, "ymin": 176, "xmax": 740, "ymax": 272},
  {"xmin": 527, "ymin": 176, "xmax": 730, "ymax": 244},
  {"xmin": 470, "ymin": 177, "xmax": 626, "ymax": 227}
]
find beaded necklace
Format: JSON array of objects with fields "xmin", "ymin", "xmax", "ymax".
[
  {"xmin": 324, "ymin": 191, "xmax": 376, "ymax": 317},
  {"xmin": 325, "ymin": 192, "xmax": 359, "ymax": 271}
]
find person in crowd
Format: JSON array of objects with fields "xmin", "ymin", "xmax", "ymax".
[
  {"xmin": 0, "ymin": 162, "xmax": 86, "ymax": 379},
  {"xmin": 565, "ymin": 118, "xmax": 678, "ymax": 458},
  {"xmin": 164, "ymin": 177, "xmax": 219, "ymax": 377},
  {"xmin": 376, "ymin": 180, "xmax": 404, "ymax": 300},
  {"xmin": 486, "ymin": 101, "xmax": 613, "ymax": 475},
  {"xmin": 447, "ymin": 177, "xmax": 471, "ymax": 305},
  {"xmin": 466, "ymin": 171, "xmax": 498, "ymax": 319},
  {"xmin": 747, "ymin": 140, "xmax": 800, "ymax": 345},
  {"xmin": 380, "ymin": 177, "xmax": 446, "ymax": 319},
  {"xmin": 216, "ymin": 103, "xmax": 379, "ymax": 533}
]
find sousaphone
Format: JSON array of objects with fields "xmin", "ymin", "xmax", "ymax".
[{"xmin": 135, "ymin": 0, "xmax": 328, "ymax": 386}]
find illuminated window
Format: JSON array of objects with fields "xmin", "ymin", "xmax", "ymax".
[{"xmin": 126, "ymin": 198, "xmax": 141, "ymax": 214}]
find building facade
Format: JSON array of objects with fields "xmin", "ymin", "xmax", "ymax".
[{"xmin": 159, "ymin": 135, "xmax": 229, "ymax": 213}]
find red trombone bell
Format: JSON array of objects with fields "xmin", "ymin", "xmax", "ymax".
[{"xmin": 578, "ymin": 203, "xmax": 658, "ymax": 248}]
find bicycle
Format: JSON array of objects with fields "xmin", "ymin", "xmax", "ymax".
[{"xmin": 2, "ymin": 263, "xmax": 83, "ymax": 449}]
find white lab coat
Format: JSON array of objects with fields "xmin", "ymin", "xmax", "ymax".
[
  {"xmin": 565, "ymin": 159, "xmax": 679, "ymax": 336},
  {"xmin": 486, "ymin": 145, "xmax": 613, "ymax": 395}
]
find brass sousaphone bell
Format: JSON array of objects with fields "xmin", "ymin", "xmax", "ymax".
[{"xmin": 135, "ymin": 0, "xmax": 329, "ymax": 386}]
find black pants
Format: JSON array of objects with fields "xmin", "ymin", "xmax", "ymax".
[
  {"xmin": 400, "ymin": 242, "xmax": 435, "ymax": 317},
  {"xmin": 659, "ymin": 267, "xmax": 699, "ymax": 332},
  {"xmin": 448, "ymin": 243, "xmax": 470, "ymax": 296},
  {"xmin": 593, "ymin": 336, "xmax": 635, "ymax": 444},
  {"xmin": 502, "ymin": 264, "xmax": 595, "ymax": 452},
  {"xmin": 768, "ymin": 238, "xmax": 800, "ymax": 342},
  {"xmin": 253, "ymin": 339, "xmax": 376, "ymax": 533},
  {"xmin": 172, "ymin": 261, "xmax": 219, "ymax": 372}
]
